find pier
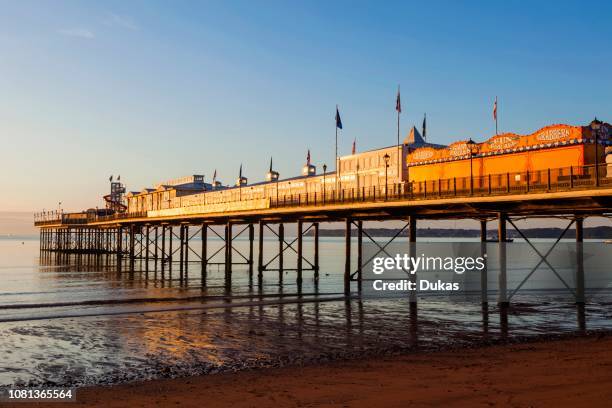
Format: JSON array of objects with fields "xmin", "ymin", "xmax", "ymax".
[{"xmin": 35, "ymin": 163, "xmax": 612, "ymax": 305}]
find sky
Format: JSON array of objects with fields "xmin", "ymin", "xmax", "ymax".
[{"xmin": 0, "ymin": 0, "xmax": 611, "ymax": 212}]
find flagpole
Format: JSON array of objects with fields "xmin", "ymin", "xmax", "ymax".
[
  {"xmin": 397, "ymin": 85, "xmax": 400, "ymax": 188},
  {"xmin": 335, "ymin": 105, "xmax": 338, "ymax": 199},
  {"xmin": 495, "ymin": 96, "xmax": 498, "ymax": 135}
]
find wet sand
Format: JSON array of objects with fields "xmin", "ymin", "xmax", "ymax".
[{"xmin": 10, "ymin": 334, "xmax": 612, "ymax": 407}]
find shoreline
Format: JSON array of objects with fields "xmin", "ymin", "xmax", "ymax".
[{"xmin": 7, "ymin": 333, "xmax": 612, "ymax": 407}]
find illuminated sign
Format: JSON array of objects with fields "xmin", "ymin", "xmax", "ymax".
[
  {"xmin": 536, "ymin": 128, "xmax": 570, "ymax": 142},
  {"xmin": 488, "ymin": 136, "xmax": 518, "ymax": 150},
  {"xmin": 449, "ymin": 142, "xmax": 470, "ymax": 157}
]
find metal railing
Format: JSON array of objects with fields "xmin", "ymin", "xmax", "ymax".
[
  {"xmin": 33, "ymin": 210, "xmax": 63, "ymax": 224},
  {"xmin": 268, "ymin": 163, "xmax": 611, "ymax": 207},
  {"xmin": 35, "ymin": 163, "xmax": 612, "ymax": 226}
]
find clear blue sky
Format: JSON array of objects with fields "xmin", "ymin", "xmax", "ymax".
[{"xmin": 1, "ymin": 0, "xmax": 610, "ymax": 211}]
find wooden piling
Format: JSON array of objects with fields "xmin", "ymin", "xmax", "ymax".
[
  {"xmin": 179, "ymin": 225, "xmax": 185, "ymax": 280},
  {"xmin": 344, "ymin": 218, "xmax": 351, "ymax": 296},
  {"xmin": 129, "ymin": 225, "xmax": 135, "ymax": 261},
  {"xmin": 297, "ymin": 220, "xmax": 303, "ymax": 285},
  {"xmin": 357, "ymin": 220, "xmax": 363, "ymax": 292},
  {"xmin": 154, "ymin": 226, "xmax": 159, "ymax": 260},
  {"xmin": 278, "ymin": 223, "xmax": 284, "ymax": 284},
  {"xmin": 225, "ymin": 222, "xmax": 232, "ymax": 277},
  {"xmin": 480, "ymin": 219, "xmax": 488, "ymax": 305},
  {"xmin": 161, "ymin": 225, "xmax": 166, "ymax": 263},
  {"xmin": 201, "ymin": 224, "xmax": 207, "ymax": 283},
  {"xmin": 575, "ymin": 216, "xmax": 585, "ymax": 304},
  {"xmin": 498, "ymin": 213, "xmax": 508, "ymax": 305},
  {"xmin": 258, "ymin": 221, "xmax": 264, "ymax": 281},
  {"xmin": 145, "ymin": 226, "xmax": 150, "ymax": 266},
  {"xmin": 313, "ymin": 222, "xmax": 320, "ymax": 282},
  {"xmin": 248, "ymin": 223, "xmax": 254, "ymax": 280},
  {"xmin": 409, "ymin": 215, "xmax": 417, "ymax": 305},
  {"xmin": 168, "ymin": 225, "xmax": 173, "ymax": 270}
]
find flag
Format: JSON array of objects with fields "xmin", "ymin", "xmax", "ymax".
[
  {"xmin": 422, "ymin": 113, "xmax": 427, "ymax": 141},
  {"xmin": 352, "ymin": 138, "xmax": 356, "ymax": 155},
  {"xmin": 396, "ymin": 87, "xmax": 401, "ymax": 113},
  {"xmin": 493, "ymin": 97, "xmax": 497, "ymax": 121},
  {"xmin": 239, "ymin": 164, "xmax": 242, "ymax": 178},
  {"xmin": 306, "ymin": 149, "xmax": 311, "ymax": 165},
  {"xmin": 109, "ymin": 175, "xmax": 113, "ymax": 182},
  {"xmin": 269, "ymin": 157, "xmax": 273, "ymax": 172},
  {"xmin": 117, "ymin": 175, "xmax": 120, "ymax": 181},
  {"xmin": 213, "ymin": 169, "xmax": 217, "ymax": 182},
  {"xmin": 335, "ymin": 106, "xmax": 342, "ymax": 129}
]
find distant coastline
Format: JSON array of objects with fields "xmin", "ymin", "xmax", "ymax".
[{"xmin": 308, "ymin": 226, "xmax": 612, "ymax": 239}]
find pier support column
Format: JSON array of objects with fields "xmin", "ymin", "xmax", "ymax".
[
  {"xmin": 575, "ymin": 216, "xmax": 585, "ymax": 305},
  {"xmin": 257, "ymin": 221, "xmax": 264, "ymax": 282},
  {"xmin": 129, "ymin": 225, "xmax": 135, "ymax": 259},
  {"xmin": 116, "ymin": 227, "xmax": 123, "ymax": 260},
  {"xmin": 201, "ymin": 224, "xmax": 207, "ymax": 284},
  {"xmin": 357, "ymin": 220, "xmax": 363, "ymax": 292},
  {"xmin": 184, "ymin": 225, "xmax": 189, "ymax": 278},
  {"xmin": 297, "ymin": 220, "xmax": 303, "ymax": 285},
  {"xmin": 248, "ymin": 223, "xmax": 254, "ymax": 280},
  {"xmin": 497, "ymin": 213, "xmax": 508, "ymax": 306},
  {"xmin": 129, "ymin": 226, "xmax": 135, "ymax": 271},
  {"xmin": 480, "ymin": 219, "xmax": 488, "ymax": 305},
  {"xmin": 161, "ymin": 225, "xmax": 166, "ymax": 264},
  {"xmin": 278, "ymin": 223, "xmax": 284, "ymax": 284},
  {"xmin": 154, "ymin": 226, "xmax": 159, "ymax": 260},
  {"xmin": 145, "ymin": 226, "xmax": 150, "ymax": 268},
  {"xmin": 179, "ymin": 225, "xmax": 185, "ymax": 280},
  {"xmin": 225, "ymin": 222, "xmax": 232, "ymax": 278},
  {"xmin": 313, "ymin": 222, "xmax": 320, "ymax": 283},
  {"xmin": 409, "ymin": 216, "xmax": 417, "ymax": 306},
  {"xmin": 344, "ymin": 218, "xmax": 351, "ymax": 296},
  {"xmin": 168, "ymin": 226, "xmax": 173, "ymax": 271}
]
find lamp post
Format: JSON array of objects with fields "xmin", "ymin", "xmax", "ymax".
[
  {"xmin": 466, "ymin": 139, "xmax": 478, "ymax": 195},
  {"xmin": 383, "ymin": 153, "xmax": 390, "ymax": 200},
  {"xmin": 322, "ymin": 163, "xmax": 327, "ymax": 204}
]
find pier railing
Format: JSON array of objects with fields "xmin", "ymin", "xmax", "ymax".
[
  {"xmin": 266, "ymin": 163, "xmax": 611, "ymax": 208},
  {"xmin": 35, "ymin": 163, "xmax": 612, "ymax": 226}
]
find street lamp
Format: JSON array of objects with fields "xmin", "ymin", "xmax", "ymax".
[
  {"xmin": 466, "ymin": 139, "xmax": 478, "ymax": 195},
  {"xmin": 322, "ymin": 163, "xmax": 327, "ymax": 204},
  {"xmin": 383, "ymin": 153, "xmax": 390, "ymax": 200}
]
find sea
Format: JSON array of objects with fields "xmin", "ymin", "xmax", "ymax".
[{"xmin": 0, "ymin": 234, "xmax": 611, "ymax": 387}]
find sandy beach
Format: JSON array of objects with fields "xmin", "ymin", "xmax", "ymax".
[{"xmin": 6, "ymin": 334, "xmax": 611, "ymax": 407}]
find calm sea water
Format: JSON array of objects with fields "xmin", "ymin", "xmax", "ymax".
[{"xmin": 0, "ymin": 235, "xmax": 611, "ymax": 387}]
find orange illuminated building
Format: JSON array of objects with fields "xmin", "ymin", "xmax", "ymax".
[{"xmin": 407, "ymin": 120, "xmax": 610, "ymax": 192}]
